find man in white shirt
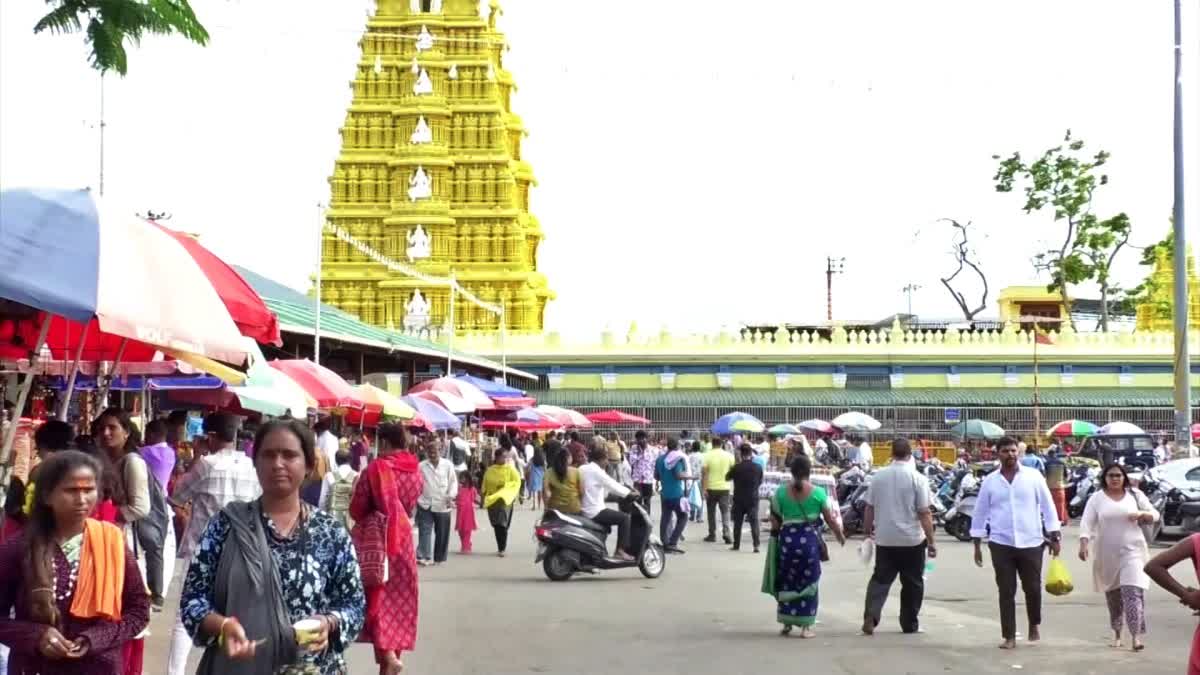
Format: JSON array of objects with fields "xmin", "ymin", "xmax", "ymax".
[
  {"xmin": 970, "ymin": 436, "xmax": 1062, "ymax": 650},
  {"xmin": 417, "ymin": 443, "xmax": 459, "ymax": 565},
  {"xmin": 862, "ymin": 438, "xmax": 937, "ymax": 635},
  {"xmin": 314, "ymin": 418, "xmax": 340, "ymax": 474},
  {"xmin": 579, "ymin": 446, "xmax": 637, "ymax": 562}
]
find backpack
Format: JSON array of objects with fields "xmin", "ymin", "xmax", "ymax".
[
  {"xmin": 329, "ymin": 470, "xmax": 356, "ymax": 529},
  {"xmin": 120, "ymin": 453, "xmax": 170, "ymax": 549}
]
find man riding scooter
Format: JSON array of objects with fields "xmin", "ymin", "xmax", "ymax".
[{"xmin": 579, "ymin": 446, "xmax": 638, "ymax": 561}]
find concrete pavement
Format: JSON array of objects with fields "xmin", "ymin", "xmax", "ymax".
[{"xmin": 145, "ymin": 507, "xmax": 1193, "ymax": 674}]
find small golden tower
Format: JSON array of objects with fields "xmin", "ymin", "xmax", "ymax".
[
  {"xmin": 320, "ymin": 0, "xmax": 554, "ymax": 334},
  {"xmin": 1135, "ymin": 243, "xmax": 1200, "ymax": 332}
]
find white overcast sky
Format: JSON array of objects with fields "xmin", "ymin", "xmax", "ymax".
[{"xmin": 1, "ymin": 0, "xmax": 1197, "ymax": 336}]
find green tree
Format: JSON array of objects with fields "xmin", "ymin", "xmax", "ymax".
[
  {"xmin": 33, "ymin": 0, "xmax": 209, "ymax": 76},
  {"xmin": 992, "ymin": 130, "xmax": 1132, "ymax": 331}
]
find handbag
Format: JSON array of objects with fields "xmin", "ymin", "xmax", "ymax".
[
  {"xmin": 796, "ymin": 485, "xmax": 830, "ymax": 562},
  {"xmin": 351, "ymin": 511, "xmax": 389, "ymax": 588},
  {"xmin": 1129, "ymin": 489, "xmax": 1157, "ymax": 544},
  {"xmin": 487, "ymin": 501, "xmax": 511, "ymax": 529}
]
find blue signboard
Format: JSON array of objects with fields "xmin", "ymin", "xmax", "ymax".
[{"xmin": 944, "ymin": 408, "xmax": 961, "ymax": 424}]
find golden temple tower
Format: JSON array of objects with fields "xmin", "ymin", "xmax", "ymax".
[
  {"xmin": 320, "ymin": 0, "xmax": 554, "ymax": 334},
  {"xmin": 1135, "ymin": 243, "xmax": 1200, "ymax": 332}
]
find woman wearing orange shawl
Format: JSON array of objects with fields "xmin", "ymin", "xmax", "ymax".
[
  {"xmin": 0, "ymin": 451, "xmax": 149, "ymax": 675},
  {"xmin": 350, "ymin": 423, "xmax": 423, "ymax": 675}
]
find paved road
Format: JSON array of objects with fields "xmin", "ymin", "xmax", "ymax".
[{"xmin": 146, "ymin": 508, "xmax": 1193, "ymax": 674}]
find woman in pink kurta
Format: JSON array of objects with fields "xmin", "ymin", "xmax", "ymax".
[
  {"xmin": 350, "ymin": 424, "xmax": 422, "ymax": 675},
  {"xmin": 1144, "ymin": 533, "xmax": 1200, "ymax": 674}
]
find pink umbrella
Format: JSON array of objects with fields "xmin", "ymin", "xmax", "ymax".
[
  {"xmin": 409, "ymin": 389, "xmax": 474, "ymax": 414},
  {"xmin": 535, "ymin": 405, "xmax": 593, "ymax": 429},
  {"xmin": 408, "ymin": 376, "xmax": 495, "ymax": 410}
]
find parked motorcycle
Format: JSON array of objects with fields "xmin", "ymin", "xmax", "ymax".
[
  {"xmin": 1068, "ymin": 467, "xmax": 1100, "ymax": 519},
  {"xmin": 943, "ymin": 474, "xmax": 980, "ymax": 542}
]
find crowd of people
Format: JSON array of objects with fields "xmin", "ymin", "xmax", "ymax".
[{"xmin": 0, "ymin": 412, "xmax": 1198, "ymax": 674}]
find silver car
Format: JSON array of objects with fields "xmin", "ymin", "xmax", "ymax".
[{"xmin": 1145, "ymin": 458, "xmax": 1200, "ymax": 536}]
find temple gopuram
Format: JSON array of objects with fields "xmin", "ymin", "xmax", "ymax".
[{"xmin": 319, "ymin": 0, "xmax": 553, "ymax": 335}]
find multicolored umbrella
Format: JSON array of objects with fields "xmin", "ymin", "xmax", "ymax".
[
  {"xmin": 712, "ymin": 412, "xmax": 765, "ymax": 435},
  {"xmin": 768, "ymin": 423, "xmax": 802, "ymax": 436},
  {"xmin": 832, "ymin": 411, "xmax": 881, "ymax": 432},
  {"xmin": 585, "ymin": 410, "xmax": 651, "ymax": 426},
  {"xmin": 401, "ymin": 395, "xmax": 462, "ymax": 431},
  {"xmin": 1098, "ymin": 421, "xmax": 1146, "ymax": 436},
  {"xmin": 480, "ymin": 408, "xmax": 561, "ymax": 432},
  {"xmin": 535, "ymin": 405, "xmax": 593, "ymax": 429},
  {"xmin": 269, "ymin": 359, "xmax": 364, "ymax": 410},
  {"xmin": 453, "ymin": 373, "xmax": 534, "ymax": 409},
  {"xmin": 409, "ymin": 389, "xmax": 474, "ymax": 415},
  {"xmin": 155, "ymin": 222, "xmax": 281, "ymax": 346},
  {"xmin": 408, "ymin": 377, "xmax": 495, "ymax": 410},
  {"xmin": 0, "ymin": 188, "xmax": 248, "ymax": 363},
  {"xmin": 1047, "ymin": 419, "xmax": 1099, "ymax": 437},
  {"xmin": 798, "ymin": 419, "xmax": 834, "ymax": 434},
  {"xmin": 951, "ymin": 419, "xmax": 1006, "ymax": 440},
  {"xmin": 348, "ymin": 384, "xmax": 417, "ymax": 426}
]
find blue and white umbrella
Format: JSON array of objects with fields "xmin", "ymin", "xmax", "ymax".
[{"xmin": 0, "ymin": 188, "xmax": 246, "ymax": 363}]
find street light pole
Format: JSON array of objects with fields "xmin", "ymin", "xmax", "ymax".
[
  {"xmin": 826, "ymin": 256, "xmax": 845, "ymax": 322},
  {"xmin": 1171, "ymin": 0, "xmax": 1191, "ymax": 456},
  {"xmin": 902, "ymin": 283, "xmax": 922, "ymax": 318}
]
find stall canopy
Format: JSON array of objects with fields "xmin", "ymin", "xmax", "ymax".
[
  {"xmin": 0, "ymin": 188, "xmax": 248, "ymax": 364},
  {"xmin": 269, "ymin": 359, "xmax": 364, "ymax": 410},
  {"xmin": 401, "ymin": 395, "xmax": 461, "ymax": 432}
]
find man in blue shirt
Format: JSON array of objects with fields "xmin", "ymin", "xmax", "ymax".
[
  {"xmin": 1018, "ymin": 440, "xmax": 1046, "ymax": 474},
  {"xmin": 655, "ymin": 437, "xmax": 692, "ymax": 554}
]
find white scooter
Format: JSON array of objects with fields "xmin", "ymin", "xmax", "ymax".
[{"xmin": 943, "ymin": 472, "xmax": 979, "ymax": 542}]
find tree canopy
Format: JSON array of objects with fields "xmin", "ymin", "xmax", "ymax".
[{"xmin": 33, "ymin": 0, "xmax": 209, "ymax": 76}]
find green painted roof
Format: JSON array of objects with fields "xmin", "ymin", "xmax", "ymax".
[
  {"xmin": 532, "ymin": 388, "xmax": 1197, "ymax": 408},
  {"xmin": 233, "ymin": 265, "xmax": 532, "ymax": 378}
]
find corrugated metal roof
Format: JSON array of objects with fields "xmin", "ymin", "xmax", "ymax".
[{"xmin": 531, "ymin": 388, "xmax": 1196, "ymax": 408}]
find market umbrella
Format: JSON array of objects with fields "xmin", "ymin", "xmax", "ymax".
[
  {"xmin": 408, "ymin": 377, "xmax": 494, "ymax": 410},
  {"xmin": 168, "ymin": 340, "xmax": 313, "ymax": 418},
  {"xmin": 356, "ymin": 384, "xmax": 416, "ymax": 420},
  {"xmin": 401, "ymin": 395, "xmax": 462, "ymax": 432},
  {"xmin": 1097, "ymin": 421, "xmax": 1146, "ymax": 436},
  {"xmin": 454, "ymin": 373, "xmax": 525, "ymax": 398},
  {"xmin": 1193, "ymin": 423, "xmax": 1200, "ymax": 440},
  {"xmin": 712, "ymin": 412, "xmax": 765, "ymax": 435},
  {"xmin": 768, "ymin": 423, "xmax": 802, "ymax": 436},
  {"xmin": 951, "ymin": 419, "xmax": 1006, "ymax": 440},
  {"xmin": 0, "ymin": 188, "xmax": 247, "ymax": 363},
  {"xmin": 798, "ymin": 419, "xmax": 834, "ymax": 434},
  {"xmin": 1047, "ymin": 419, "xmax": 1099, "ymax": 437},
  {"xmin": 585, "ymin": 409, "xmax": 651, "ymax": 426},
  {"xmin": 535, "ymin": 405, "xmax": 593, "ymax": 429},
  {"xmin": 268, "ymin": 359, "xmax": 364, "ymax": 410},
  {"xmin": 481, "ymin": 408, "xmax": 561, "ymax": 432},
  {"xmin": 453, "ymin": 373, "xmax": 534, "ymax": 409},
  {"xmin": 154, "ymin": 223, "xmax": 282, "ymax": 346},
  {"xmin": 832, "ymin": 411, "xmax": 881, "ymax": 432},
  {"xmin": 409, "ymin": 389, "xmax": 474, "ymax": 415}
]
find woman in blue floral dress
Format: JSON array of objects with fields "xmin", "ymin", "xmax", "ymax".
[{"xmin": 180, "ymin": 419, "xmax": 365, "ymax": 675}]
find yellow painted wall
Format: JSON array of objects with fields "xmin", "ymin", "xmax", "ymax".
[{"xmin": 552, "ymin": 371, "xmax": 1196, "ymax": 390}]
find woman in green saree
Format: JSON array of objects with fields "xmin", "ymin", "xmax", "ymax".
[{"xmin": 762, "ymin": 455, "xmax": 845, "ymax": 637}]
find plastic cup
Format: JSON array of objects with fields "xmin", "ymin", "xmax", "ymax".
[{"xmin": 293, "ymin": 619, "xmax": 322, "ymax": 646}]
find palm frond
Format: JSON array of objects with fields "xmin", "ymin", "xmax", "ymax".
[
  {"xmin": 87, "ymin": 15, "xmax": 129, "ymax": 76},
  {"xmin": 33, "ymin": 3, "xmax": 84, "ymax": 35},
  {"xmin": 146, "ymin": 0, "xmax": 209, "ymax": 44}
]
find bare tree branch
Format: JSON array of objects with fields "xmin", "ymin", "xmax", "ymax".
[{"xmin": 938, "ymin": 219, "xmax": 990, "ymax": 322}]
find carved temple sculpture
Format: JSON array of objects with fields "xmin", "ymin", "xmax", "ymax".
[{"xmin": 320, "ymin": 0, "xmax": 554, "ymax": 333}]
